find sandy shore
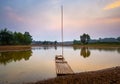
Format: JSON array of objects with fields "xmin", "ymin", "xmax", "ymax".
[
  {"xmin": 0, "ymin": 44, "xmax": 119, "ymax": 52},
  {"xmin": 27, "ymin": 66, "xmax": 120, "ymax": 84},
  {"xmin": 0, "ymin": 45, "xmax": 31, "ymax": 52}
]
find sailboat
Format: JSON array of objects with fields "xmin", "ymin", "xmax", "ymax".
[{"xmin": 55, "ymin": 6, "xmax": 74, "ymax": 76}]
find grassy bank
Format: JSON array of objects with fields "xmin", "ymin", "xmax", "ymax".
[
  {"xmin": 27, "ymin": 66, "xmax": 120, "ymax": 84},
  {"xmin": 0, "ymin": 45, "xmax": 31, "ymax": 52},
  {"xmin": 73, "ymin": 43, "xmax": 120, "ymax": 48},
  {"xmin": 0, "ymin": 43, "xmax": 120, "ymax": 52}
]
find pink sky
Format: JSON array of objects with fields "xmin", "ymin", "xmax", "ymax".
[{"xmin": 0, "ymin": 0, "xmax": 120, "ymax": 41}]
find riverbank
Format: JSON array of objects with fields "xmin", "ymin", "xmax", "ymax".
[
  {"xmin": 0, "ymin": 45, "xmax": 31, "ymax": 52},
  {"xmin": 27, "ymin": 66, "xmax": 120, "ymax": 84},
  {"xmin": 73, "ymin": 43, "xmax": 120, "ymax": 48},
  {"xmin": 32, "ymin": 43, "xmax": 120, "ymax": 48},
  {"xmin": 0, "ymin": 44, "xmax": 120, "ymax": 52}
]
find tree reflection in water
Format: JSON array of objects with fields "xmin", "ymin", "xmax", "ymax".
[
  {"xmin": 117, "ymin": 48, "xmax": 120, "ymax": 54},
  {"xmin": 54, "ymin": 46, "xmax": 57, "ymax": 50},
  {"xmin": 0, "ymin": 50, "xmax": 32, "ymax": 65},
  {"xmin": 80, "ymin": 47, "xmax": 91, "ymax": 58}
]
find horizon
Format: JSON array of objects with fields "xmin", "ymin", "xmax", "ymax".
[{"xmin": 0, "ymin": 0, "xmax": 120, "ymax": 41}]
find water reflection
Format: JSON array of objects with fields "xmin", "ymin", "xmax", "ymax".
[
  {"xmin": 0, "ymin": 50, "xmax": 32, "ymax": 65},
  {"xmin": 80, "ymin": 47, "xmax": 91, "ymax": 58},
  {"xmin": 73, "ymin": 46, "xmax": 120, "ymax": 55},
  {"xmin": 32, "ymin": 46, "xmax": 57, "ymax": 50},
  {"xmin": 117, "ymin": 48, "xmax": 120, "ymax": 54},
  {"xmin": 90, "ymin": 48, "xmax": 117, "ymax": 52},
  {"xmin": 0, "ymin": 46, "xmax": 120, "ymax": 84},
  {"xmin": 54, "ymin": 46, "xmax": 57, "ymax": 50},
  {"xmin": 73, "ymin": 46, "xmax": 80, "ymax": 50}
]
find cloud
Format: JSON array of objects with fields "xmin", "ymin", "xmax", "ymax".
[
  {"xmin": 4, "ymin": 6, "xmax": 25, "ymax": 22},
  {"xmin": 104, "ymin": 0, "xmax": 120, "ymax": 10},
  {"xmin": 64, "ymin": 16, "xmax": 120, "ymax": 29}
]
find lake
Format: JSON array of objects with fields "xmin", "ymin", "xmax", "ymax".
[{"xmin": 0, "ymin": 46, "xmax": 120, "ymax": 84}]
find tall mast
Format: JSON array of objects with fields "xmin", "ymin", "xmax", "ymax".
[{"xmin": 61, "ymin": 5, "xmax": 63, "ymax": 56}]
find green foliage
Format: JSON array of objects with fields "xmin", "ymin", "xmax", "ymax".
[
  {"xmin": 24, "ymin": 32, "xmax": 32, "ymax": 45},
  {"xmin": 42, "ymin": 41, "xmax": 57, "ymax": 45},
  {"xmin": 80, "ymin": 33, "xmax": 90, "ymax": 44},
  {"xmin": 0, "ymin": 28, "xmax": 13, "ymax": 45},
  {"xmin": 42, "ymin": 41, "xmax": 49, "ymax": 45},
  {"xmin": 54, "ymin": 41, "xmax": 58, "ymax": 45},
  {"xmin": 0, "ymin": 28, "xmax": 32, "ymax": 45},
  {"xmin": 117, "ymin": 37, "xmax": 120, "ymax": 41},
  {"xmin": 73, "ymin": 40, "xmax": 81, "ymax": 45}
]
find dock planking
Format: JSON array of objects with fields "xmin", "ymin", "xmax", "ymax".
[{"xmin": 55, "ymin": 55, "xmax": 74, "ymax": 76}]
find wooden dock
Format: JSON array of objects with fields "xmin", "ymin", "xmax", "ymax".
[{"xmin": 55, "ymin": 55, "xmax": 74, "ymax": 76}]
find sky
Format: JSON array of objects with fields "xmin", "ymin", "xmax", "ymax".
[{"xmin": 0, "ymin": 0, "xmax": 120, "ymax": 41}]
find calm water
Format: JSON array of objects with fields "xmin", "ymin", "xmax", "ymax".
[{"xmin": 0, "ymin": 46, "xmax": 120, "ymax": 84}]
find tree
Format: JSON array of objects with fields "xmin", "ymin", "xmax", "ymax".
[
  {"xmin": 73, "ymin": 40, "xmax": 80, "ymax": 45},
  {"xmin": 54, "ymin": 41, "xmax": 57, "ymax": 45},
  {"xmin": 15, "ymin": 32, "xmax": 25, "ymax": 45},
  {"xmin": 117, "ymin": 37, "xmax": 120, "ymax": 41},
  {"xmin": 24, "ymin": 32, "xmax": 32, "ymax": 45},
  {"xmin": 0, "ymin": 28, "xmax": 32, "ymax": 45},
  {"xmin": 80, "ymin": 33, "xmax": 90, "ymax": 44},
  {"xmin": 0, "ymin": 28, "xmax": 13, "ymax": 45},
  {"xmin": 13, "ymin": 32, "xmax": 19, "ymax": 45}
]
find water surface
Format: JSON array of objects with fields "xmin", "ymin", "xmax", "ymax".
[{"xmin": 0, "ymin": 46, "xmax": 120, "ymax": 84}]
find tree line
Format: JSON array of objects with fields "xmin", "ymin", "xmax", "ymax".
[
  {"xmin": 0, "ymin": 28, "xmax": 32, "ymax": 45},
  {"xmin": 32, "ymin": 40, "xmax": 58, "ymax": 45},
  {"xmin": 73, "ymin": 33, "xmax": 120, "ymax": 45}
]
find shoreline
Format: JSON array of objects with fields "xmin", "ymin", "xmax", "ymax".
[
  {"xmin": 73, "ymin": 44, "xmax": 120, "ymax": 48},
  {"xmin": 0, "ymin": 45, "xmax": 31, "ymax": 52},
  {"xmin": 27, "ymin": 66, "xmax": 120, "ymax": 84},
  {"xmin": 0, "ymin": 44, "xmax": 120, "ymax": 52}
]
